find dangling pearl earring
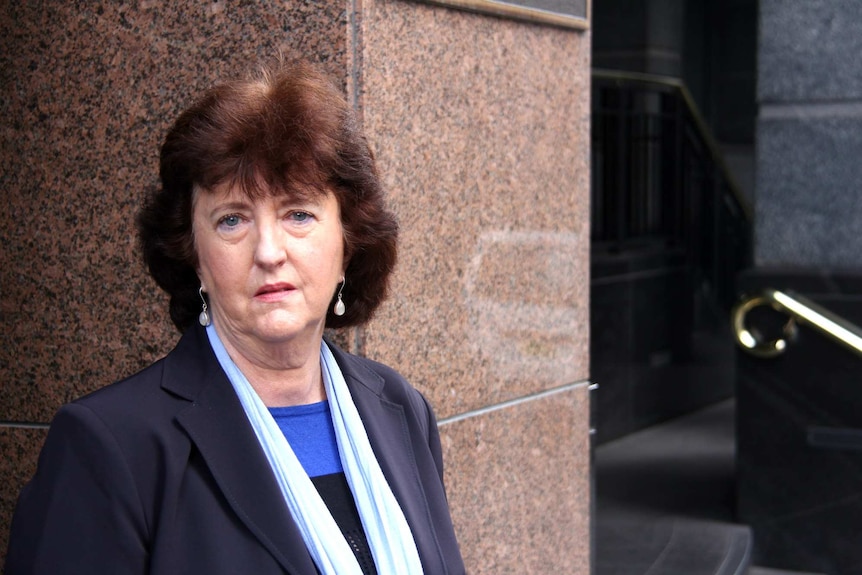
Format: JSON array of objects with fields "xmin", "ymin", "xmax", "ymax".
[
  {"xmin": 333, "ymin": 277, "xmax": 346, "ymax": 316},
  {"xmin": 198, "ymin": 287, "xmax": 212, "ymax": 327}
]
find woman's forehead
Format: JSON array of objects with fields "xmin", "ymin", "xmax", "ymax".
[{"xmin": 195, "ymin": 177, "xmax": 330, "ymax": 203}]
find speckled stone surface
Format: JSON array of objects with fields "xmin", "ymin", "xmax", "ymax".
[
  {"xmin": 759, "ymin": 0, "xmax": 862, "ymax": 102},
  {"xmin": 0, "ymin": 427, "xmax": 48, "ymax": 562},
  {"xmin": 439, "ymin": 384, "xmax": 592, "ymax": 574},
  {"xmin": 358, "ymin": 0, "xmax": 592, "ymax": 417},
  {"xmin": 0, "ymin": 1, "xmax": 348, "ymax": 567},
  {"xmin": 1, "ymin": 1, "xmax": 592, "ymax": 572},
  {"xmin": 356, "ymin": 5, "xmax": 592, "ymax": 572},
  {"xmin": 0, "ymin": 2, "xmax": 348, "ymax": 423},
  {"xmin": 755, "ymin": 0, "xmax": 862, "ymax": 269}
]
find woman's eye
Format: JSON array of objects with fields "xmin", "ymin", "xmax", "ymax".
[
  {"xmin": 289, "ymin": 211, "xmax": 313, "ymax": 223},
  {"xmin": 218, "ymin": 214, "xmax": 242, "ymax": 228}
]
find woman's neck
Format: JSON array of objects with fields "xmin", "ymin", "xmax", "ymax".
[{"xmin": 213, "ymin": 324, "xmax": 327, "ymax": 407}]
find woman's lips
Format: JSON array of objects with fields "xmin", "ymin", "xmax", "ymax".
[{"xmin": 254, "ymin": 283, "xmax": 295, "ymax": 302}]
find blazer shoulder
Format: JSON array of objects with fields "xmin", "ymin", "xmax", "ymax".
[
  {"xmin": 328, "ymin": 342, "xmax": 436, "ymax": 432},
  {"xmin": 329, "ymin": 342, "xmax": 419, "ymax": 397},
  {"xmin": 79, "ymin": 356, "xmax": 167, "ymax": 398},
  {"xmin": 73, "ymin": 325, "xmax": 212, "ymax": 421},
  {"xmin": 66, "ymin": 337, "xmax": 201, "ymax": 450}
]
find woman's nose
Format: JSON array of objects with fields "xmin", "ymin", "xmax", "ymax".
[{"xmin": 253, "ymin": 221, "xmax": 288, "ymax": 268}]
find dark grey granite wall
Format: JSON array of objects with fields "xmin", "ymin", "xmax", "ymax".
[{"xmin": 756, "ymin": 0, "xmax": 862, "ymax": 268}]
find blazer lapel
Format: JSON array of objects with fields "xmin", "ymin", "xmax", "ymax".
[
  {"xmin": 332, "ymin": 347, "xmax": 448, "ymax": 574},
  {"xmin": 164, "ymin": 327, "xmax": 319, "ymax": 575}
]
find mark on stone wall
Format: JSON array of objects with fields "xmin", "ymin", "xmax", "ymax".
[{"xmin": 464, "ymin": 230, "xmax": 585, "ymax": 382}]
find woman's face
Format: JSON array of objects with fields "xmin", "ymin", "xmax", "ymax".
[{"xmin": 192, "ymin": 183, "xmax": 345, "ymax": 352}]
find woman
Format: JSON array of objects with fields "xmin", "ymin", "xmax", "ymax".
[{"xmin": 7, "ymin": 59, "xmax": 465, "ymax": 575}]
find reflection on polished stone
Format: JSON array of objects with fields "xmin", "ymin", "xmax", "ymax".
[
  {"xmin": 464, "ymin": 230, "xmax": 586, "ymax": 385},
  {"xmin": 736, "ymin": 268, "xmax": 862, "ymax": 574}
]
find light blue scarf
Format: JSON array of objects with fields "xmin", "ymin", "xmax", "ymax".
[{"xmin": 205, "ymin": 325, "xmax": 424, "ymax": 575}]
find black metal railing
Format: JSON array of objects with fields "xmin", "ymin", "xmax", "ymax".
[{"xmin": 591, "ymin": 69, "xmax": 753, "ymax": 310}]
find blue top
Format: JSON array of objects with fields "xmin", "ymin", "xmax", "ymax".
[{"xmin": 268, "ymin": 401, "xmax": 343, "ymax": 477}]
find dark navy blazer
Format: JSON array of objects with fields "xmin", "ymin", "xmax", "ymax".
[{"xmin": 6, "ymin": 325, "xmax": 465, "ymax": 574}]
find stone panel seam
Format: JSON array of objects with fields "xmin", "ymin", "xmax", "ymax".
[
  {"xmin": 348, "ymin": 0, "xmax": 361, "ymax": 114},
  {"xmin": 761, "ymin": 101, "xmax": 862, "ymax": 120},
  {"xmin": 0, "ymin": 421, "xmax": 50, "ymax": 429},
  {"xmin": 437, "ymin": 380, "xmax": 591, "ymax": 427}
]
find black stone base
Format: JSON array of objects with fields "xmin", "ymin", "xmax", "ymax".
[{"xmin": 735, "ymin": 267, "xmax": 862, "ymax": 574}]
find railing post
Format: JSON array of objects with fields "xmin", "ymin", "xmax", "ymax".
[{"xmin": 614, "ymin": 84, "xmax": 629, "ymax": 246}]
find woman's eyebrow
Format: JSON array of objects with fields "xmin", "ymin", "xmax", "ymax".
[
  {"xmin": 208, "ymin": 200, "xmax": 251, "ymax": 216},
  {"xmin": 277, "ymin": 194, "xmax": 323, "ymax": 208}
]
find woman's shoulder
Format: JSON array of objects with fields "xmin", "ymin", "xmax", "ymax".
[
  {"xmin": 327, "ymin": 340, "xmax": 411, "ymax": 390},
  {"xmin": 63, "ymin": 327, "xmax": 212, "ymax": 442},
  {"xmin": 326, "ymin": 340, "xmax": 435, "ymax": 423},
  {"xmin": 71, "ymin": 350, "xmax": 167, "ymax": 405},
  {"xmin": 72, "ymin": 326, "xmax": 210, "ymax": 418},
  {"xmin": 57, "ymin": 357, "xmax": 177, "ymax": 440}
]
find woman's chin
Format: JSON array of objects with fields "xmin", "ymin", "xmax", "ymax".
[{"xmin": 249, "ymin": 314, "xmax": 323, "ymax": 345}]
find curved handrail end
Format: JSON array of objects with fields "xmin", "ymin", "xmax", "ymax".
[{"xmin": 732, "ymin": 289, "xmax": 862, "ymax": 359}]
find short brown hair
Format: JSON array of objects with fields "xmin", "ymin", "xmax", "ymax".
[{"xmin": 137, "ymin": 59, "xmax": 398, "ymax": 331}]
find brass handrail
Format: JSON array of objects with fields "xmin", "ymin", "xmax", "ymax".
[{"xmin": 732, "ymin": 289, "xmax": 862, "ymax": 358}]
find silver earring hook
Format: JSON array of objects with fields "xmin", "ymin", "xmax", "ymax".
[
  {"xmin": 333, "ymin": 276, "xmax": 346, "ymax": 316},
  {"xmin": 198, "ymin": 287, "xmax": 212, "ymax": 327}
]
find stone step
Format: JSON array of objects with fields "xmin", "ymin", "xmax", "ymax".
[
  {"xmin": 748, "ymin": 568, "xmax": 827, "ymax": 575},
  {"xmin": 596, "ymin": 517, "xmax": 752, "ymax": 575}
]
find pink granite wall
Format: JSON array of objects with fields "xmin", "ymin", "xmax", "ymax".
[
  {"xmin": 0, "ymin": 1, "xmax": 350, "ymax": 567},
  {"xmin": 0, "ymin": 1, "xmax": 591, "ymax": 572},
  {"xmin": 357, "ymin": 1, "xmax": 592, "ymax": 571}
]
